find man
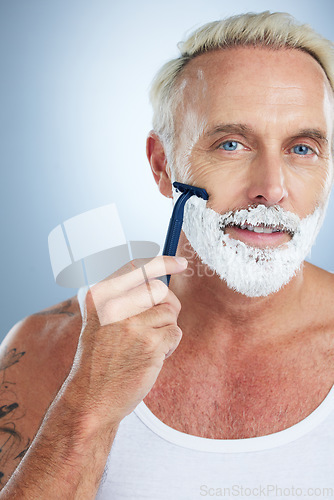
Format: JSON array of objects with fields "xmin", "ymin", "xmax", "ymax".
[{"xmin": 0, "ymin": 10, "xmax": 334, "ymax": 499}]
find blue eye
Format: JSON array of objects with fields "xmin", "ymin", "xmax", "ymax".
[
  {"xmin": 220, "ymin": 141, "xmax": 239, "ymax": 151},
  {"xmin": 292, "ymin": 145, "xmax": 313, "ymax": 155}
]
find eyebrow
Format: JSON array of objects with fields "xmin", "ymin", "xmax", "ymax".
[
  {"xmin": 291, "ymin": 129, "xmax": 328, "ymax": 145},
  {"xmin": 206, "ymin": 123, "xmax": 329, "ymax": 145},
  {"xmin": 206, "ymin": 123, "xmax": 253, "ymax": 137}
]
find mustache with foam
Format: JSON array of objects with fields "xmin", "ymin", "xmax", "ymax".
[{"xmin": 218, "ymin": 204, "xmax": 300, "ymax": 237}]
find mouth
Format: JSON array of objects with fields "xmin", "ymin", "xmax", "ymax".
[
  {"xmin": 224, "ymin": 222, "xmax": 294, "ymax": 236},
  {"xmin": 222, "ymin": 223, "xmax": 294, "ymax": 247}
]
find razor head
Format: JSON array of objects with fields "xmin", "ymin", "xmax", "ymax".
[{"xmin": 173, "ymin": 181, "xmax": 209, "ymax": 201}]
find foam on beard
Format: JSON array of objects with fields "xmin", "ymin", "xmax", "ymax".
[
  {"xmin": 172, "ymin": 186, "xmax": 326, "ymax": 297},
  {"xmin": 220, "ymin": 205, "xmax": 300, "ymax": 236}
]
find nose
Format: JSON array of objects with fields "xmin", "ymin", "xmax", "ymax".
[{"xmin": 246, "ymin": 151, "xmax": 288, "ymax": 206}]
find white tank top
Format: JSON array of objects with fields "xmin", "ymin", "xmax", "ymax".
[{"xmin": 77, "ymin": 287, "xmax": 334, "ymax": 499}]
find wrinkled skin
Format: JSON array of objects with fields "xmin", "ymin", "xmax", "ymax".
[
  {"xmin": 174, "ymin": 47, "xmax": 333, "ymax": 224},
  {"xmin": 147, "ymin": 45, "xmax": 334, "ymax": 349}
]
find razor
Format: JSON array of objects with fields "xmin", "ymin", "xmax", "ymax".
[{"xmin": 162, "ymin": 181, "xmax": 209, "ymax": 286}]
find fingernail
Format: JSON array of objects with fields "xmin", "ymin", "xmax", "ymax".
[{"xmin": 174, "ymin": 257, "xmax": 188, "ymax": 267}]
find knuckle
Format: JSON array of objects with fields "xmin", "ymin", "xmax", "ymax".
[
  {"xmin": 122, "ymin": 314, "xmax": 137, "ymax": 330},
  {"xmin": 167, "ymin": 324, "xmax": 182, "ymax": 338},
  {"xmin": 123, "ymin": 312, "xmax": 149, "ymax": 332},
  {"xmin": 162, "ymin": 302, "xmax": 176, "ymax": 317},
  {"xmin": 150, "ymin": 278, "xmax": 168, "ymax": 297},
  {"xmin": 148, "ymin": 333, "xmax": 161, "ymax": 350},
  {"xmin": 138, "ymin": 330, "xmax": 160, "ymax": 353},
  {"xmin": 119, "ymin": 317, "xmax": 143, "ymax": 341},
  {"xmin": 150, "ymin": 277, "xmax": 165, "ymax": 290}
]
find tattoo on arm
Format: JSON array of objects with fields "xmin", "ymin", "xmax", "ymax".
[
  {"xmin": 0, "ymin": 347, "xmax": 30, "ymax": 486},
  {"xmin": 32, "ymin": 299, "xmax": 75, "ymax": 317}
]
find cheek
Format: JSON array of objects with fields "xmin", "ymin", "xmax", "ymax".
[
  {"xmin": 185, "ymin": 152, "xmax": 250, "ymax": 210},
  {"xmin": 286, "ymin": 163, "xmax": 332, "ymax": 212},
  {"xmin": 185, "ymin": 148, "xmax": 246, "ymax": 186}
]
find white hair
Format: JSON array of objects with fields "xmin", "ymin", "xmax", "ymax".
[{"xmin": 149, "ymin": 11, "xmax": 334, "ymax": 176}]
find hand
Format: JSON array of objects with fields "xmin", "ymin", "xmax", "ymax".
[{"xmin": 67, "ymin": 256, "xmax": 188, "ymax": 427}]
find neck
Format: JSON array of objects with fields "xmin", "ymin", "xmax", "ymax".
[{"xmin": 170, "ymin": 233, "xmax": 310, "ymax": 353}]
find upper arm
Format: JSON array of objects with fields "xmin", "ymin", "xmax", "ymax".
[
  {"xmin": 0, "ymin": 298, "xmax": 82, "ymax": 490},
  {"xmin": 0, "ymin": 332, "xmax": 29, "ymax": 489}
]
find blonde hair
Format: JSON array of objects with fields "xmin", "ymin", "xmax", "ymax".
[{"xmin": 150, "ymin": 11, "xmax": 334, "ymax": 167}]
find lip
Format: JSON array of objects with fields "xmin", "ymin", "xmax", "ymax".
[{"xmin": 224, "ymin": 226, "xmax": 292, "ymax": 247}]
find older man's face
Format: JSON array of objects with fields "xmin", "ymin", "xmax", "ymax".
[{"xmin": 173, "ymin": 46, "xmax": 334, "ymax": 250}]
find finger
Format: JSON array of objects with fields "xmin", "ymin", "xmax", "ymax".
[
  {"xmin": 95, "ymin": 280, "xmax": 181, "ymax": 326},
  {"xmin": 138, "ymin": 301, "xmax": 181, "ymax": 329},
  {"xmin": 91, "ymin": 255, "xmax": 187, "ymax": 305},
  {"xmin": 158, "ymin": 324, "xmax": 183, "ymax": 360}
]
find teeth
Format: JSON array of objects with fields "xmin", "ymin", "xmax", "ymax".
[{"xmin": 237, "ymin": 224, "xmax": 281, "ymax": 234}]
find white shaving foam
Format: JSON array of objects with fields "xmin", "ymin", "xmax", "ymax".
[{"xmin": 173, "ymin": 186, "xmax": 328, "ymax": 297}]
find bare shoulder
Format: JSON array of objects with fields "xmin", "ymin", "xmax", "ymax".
[
  {"xmin": 0, "ymin": 294, "xmax": 83, "ymax": 488},
  {"xmin": 1, "ymin": 295, "xmax": 83, "ymax": 392}
]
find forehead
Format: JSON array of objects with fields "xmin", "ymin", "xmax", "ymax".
[{"xmin": 177, "ymin": 46, "xmax": 333, "ymax": 129}]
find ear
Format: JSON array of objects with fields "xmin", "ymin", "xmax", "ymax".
[{"xmin": 146, "ymin": 131, "xmax": 173, "ymax": 199}]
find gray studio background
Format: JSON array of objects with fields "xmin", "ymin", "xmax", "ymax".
[{"xmin": 1, "ymin": 0, "xmax": 333, "ymax": 340}]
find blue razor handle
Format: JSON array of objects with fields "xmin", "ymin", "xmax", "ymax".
[{"xmin": 162, "ymin": 181, "xmax": 209, "ymax": 287}]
